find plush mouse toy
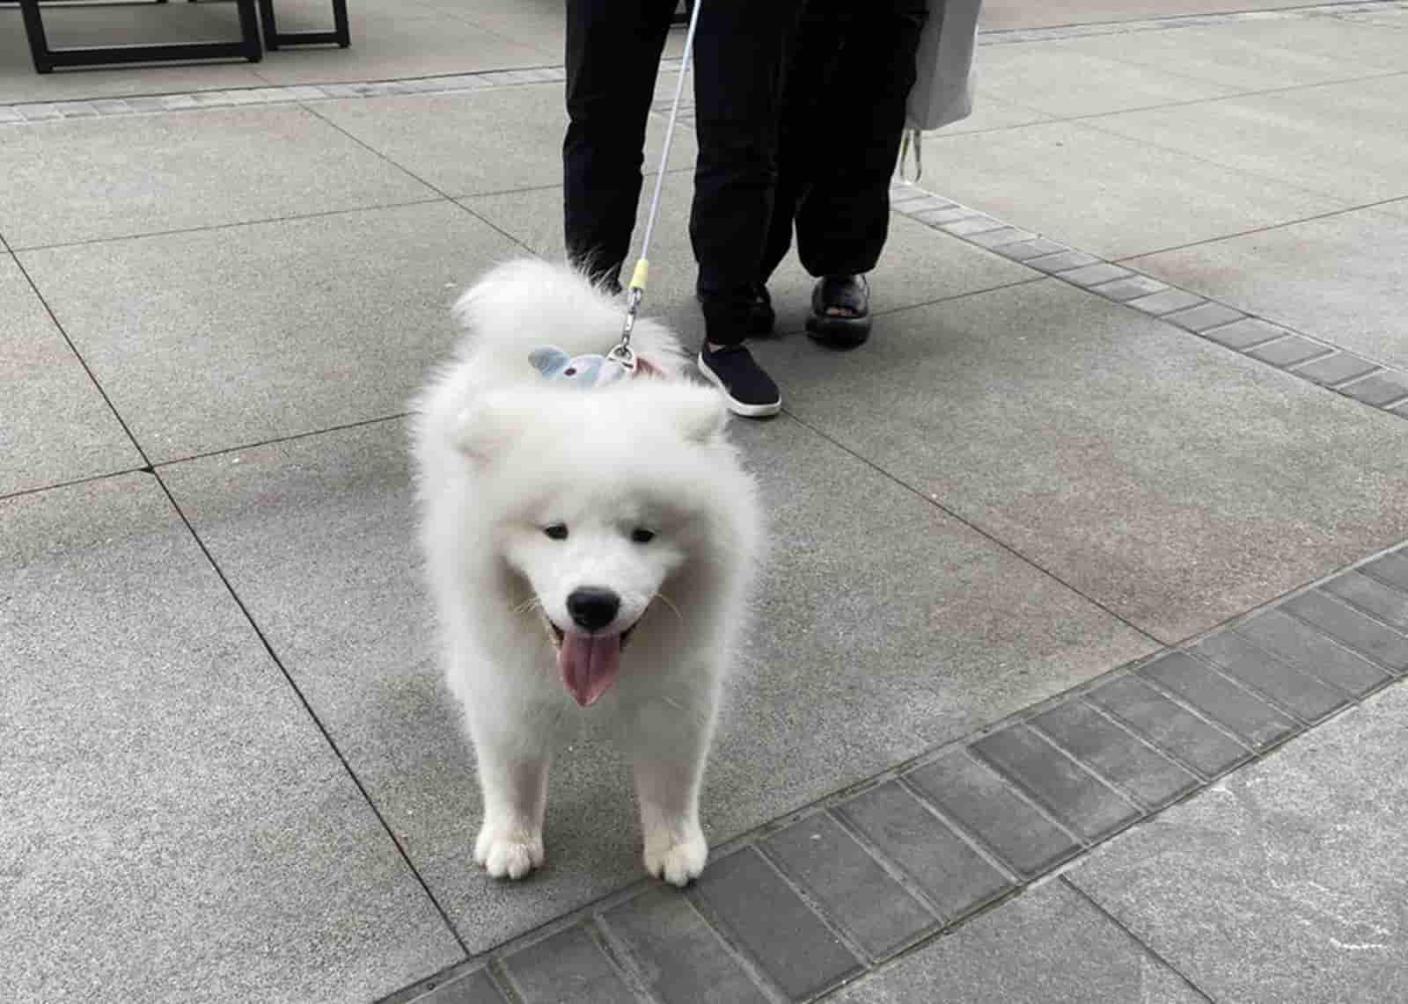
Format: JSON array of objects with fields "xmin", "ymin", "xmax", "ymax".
[{"xmin": 529, "ymin": 346, "xmax": 649, "ymax": 387}]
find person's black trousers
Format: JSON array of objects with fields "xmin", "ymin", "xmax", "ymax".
[
  {"xmin": 564, "ymin": 0, "xmax": 800, "ymax": 345},
  {"xmin": 760, "ymin": 0, "xmax": 928, "ymax": 284}
]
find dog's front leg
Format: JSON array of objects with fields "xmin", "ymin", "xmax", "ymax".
[
  {"xmin": 627, "ymin": 693, "xmax": 716, "ymax": 887},
  {"xmin": 471, "ymin": 726, "xmax": 550, "ymax": 880}
]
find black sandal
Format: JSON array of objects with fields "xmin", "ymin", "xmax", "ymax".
[{"xmin": 806, "ymin": 274, "xmax": 871, "ymax": 348}]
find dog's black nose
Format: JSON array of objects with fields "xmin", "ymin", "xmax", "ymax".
[{"xmin": 567, "ymin": 587, "xmax": 620, "ymax": 632}]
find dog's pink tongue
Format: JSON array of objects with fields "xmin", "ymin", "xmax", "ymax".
[{"xmin": 558, "ymin": 632, "xmax": 622, "ymax": 707}]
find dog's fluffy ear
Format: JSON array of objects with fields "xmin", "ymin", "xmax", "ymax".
[
  {"xmin": 669, "ymin": 386, "xmax": 730, "ymax": 445},
  {"xmin": 453, "ymin": 393, "xmax": 527, "ymax": 464}
]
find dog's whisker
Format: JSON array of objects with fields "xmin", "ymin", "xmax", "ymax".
[{"xmin": 653, "ymin": 591, "xmax": 685, "ymax": 624}]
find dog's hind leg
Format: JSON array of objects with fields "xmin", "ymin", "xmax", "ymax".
[
  {"xmin": 471, "ymin": 727, "xmax": 551, "ymax": 880},
  {"xmin": 626, "ymin": 693, "xmax": 717, "ymax": 887}
]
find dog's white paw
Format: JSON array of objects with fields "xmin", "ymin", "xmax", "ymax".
[
  {"xmin": 474, "ymin": 825, "xmax": 544, "ymax": 880},
  {"xmin": 644, "ymin": 824, "xmax": 707, "ymax": 887}
]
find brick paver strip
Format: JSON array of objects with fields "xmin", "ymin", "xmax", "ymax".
[
  {"xmin": 1084, "ymin": 676, "xmax": 1250, "ymax": 779},
  {"xmin": 694, "ymin": 847, "xmax": 861, "ymax": 1001},
  {"xmin": 941, "ymin": 216, "xmax": 1006, "ymax": 236},
  {"xmin": 603, "ymin": 887, "xmax": 767, "ymax": 1004},
  {"xmin": 904, "ymin": 749, "xmax": 1080, "ymax": 878},
  {"xmin": 1293, "ymin": 351, "xmax": 1379, "ymax": 386},
  {"xmin": 970, "ymin": 726, "xmax": 1140, "ymax": 842},
  {"xmin": 1282, "ymin": 590, "xmax": 1408, "ymax": 674},
  {"xmin": 1139, "ymin": 652, "xmax": 1298, "ymax": 748},
  {"xmin": 501, "ymin": 926, "xmax": 634, "ymax": 1004},
  {"xmin": 390, "ymin": 545, "xmax": 1408, "ymax": 1004},
  {"xmin": 762, "ymin": 812, "xmax": 937, "ymax": 961},
  {"xmin": 1030, "ymin": 700, "xmax": 1198, "ymax": 811},
  {"xmin": 411, "ymin": 970, "xmax": 507, "ymax": 1004},
  {"xmin": 1190, "ymin": 630, "xmax": 1349, "ymax": 723},
  {"xmin": 1234, "ymin": 608, "xmax": 1392, "ymax": 696},
  {"xmin": 1324, "ymin": 571, "xmax": 1408, "ymax": 632},
  {"xmin": 838, "ymin": 781, "xmax": 1012, "ymax": 921},
  {"xmin": 1364, "ymin": 551, "xmax": 1408, "ymax": 593}
]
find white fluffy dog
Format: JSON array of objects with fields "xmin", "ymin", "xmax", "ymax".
[{"xmin": 413, "ymin": 259, "xmax": 760, "ymax": 886}]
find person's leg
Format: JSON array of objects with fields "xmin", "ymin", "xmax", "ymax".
[
  {"xmin": 689, "ymin": 0, "xmax": 801, "ymax": 417},
  {"xmin": 563, "ymin": 0, "xmax": 676, "ymax": 290},
  {"xmin": 689, "ymin": 0, "xmax": 801, "ymax": 346},
  {"xmin": 794, "ymin": 0, "xmax": 926, "ymax": 281}
]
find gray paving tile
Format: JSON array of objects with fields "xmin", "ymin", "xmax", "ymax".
[
  {"xmin": 971, "ymin": 725, "xmax": 1140, "ymax": 842},
  {"xmin": 1283, "ymin": 589, "xmax": 1408, "ymax": 674},
  {"xmin": 1024, "ymin": 249, "xmax": 1100, "ymax": 273},
  {"xmin": 1094, "ymin": 74, "xmax": 1408, "ymax": 203},
  {"xmin": 1131, "ymin": 205, "xmax": 1408, "ymax": 372},
  {"xmin": 966, "ymin": 226, "xmax": 1038, "ymax": 249},
  {"xmin": 1292, "ymin": 351, "xmax": 1378, "ymax": 386},
  {"xmin": 831, "ymin": 881, "xmax": 1206, "ymax": 1004},
  {"xmin": 0, "ymin": 255, "xmax": 142, "ymax": 496},
  {"xmin": 1190, "ymin": 629, "xmax": 1349, "ymax": 723},
  {"xmin": 1030, "ymin": 700, "xmax": 1199, "ymax": 811},
  {"xmin": 502, "ymin": 927, "xmax": 632, "ymax": 1004},
  {"xmin": 1324, "ymin": 571, "xmax": 1408, "ymax": 632},
  {"xmin": 1364, "ymin": 551, "xmax": 1408, "ymax": 593},
  {"xmin": 413, "ymin": 969, "xmax": 508, "ymax": 1004},
  {"xmin": 1045, "ymin": 21, "xmax": 1387, "ymax": 92},
  {"xmin": 942, "ymin": 215, "xmax": 1007, "ymax": 236},
  {"xmin": 1138, "ymin": 651, "xmax": 1298, "ymax": 747},
  {"xmin": 914, "ymin": 85, "xmax": 1052, "ymax": 138},
  {"xmin": 1126, "ymin": 288, "xmax": 1205, "ymax": 315},
  {"xmin": 762, "ymin": 813, "xmax": 937, "ymax": 960},
  {"xmin": 315, "ymin": 84, "xmax": 696, "ymax": 198},
  {"xmin": 695, "ymin": 848, "xmax": 860, "ymax": 1000},
  {"xmin": 918, "ymin": 119, "xmax": 1337, "ymax": 259},
  {"xmin": 1198, "ymin": 317, "xmax": 1290, "ymax": 350},
  {"xmin": 465, "ymin": 171, "xmax": 1038, "ymax": 345},
  {"xmin": 1245, "ymin": 334, "xmax": 1329, "ymax": 368},
  {"xmin": 753, "ymin": 279, "xmax": 1408, "ymax": 643},
  {"xmin": 22, "ymin": 202, "xmax": 515, "ymax": 462},
  {"xmin": 1069, "ymin": 682, "xmax": 1408, "ymax": 1004},
  {"xmin": 161, "ymin": 414, "xmax": 1149, "ymax": 951},
  {"xmin": 1163, "ymin": 301, "xmax": 1246, "ymax": 333},
  {"xmin": 837, "ymin": 782, "xmax": 1012, "ymax": 920},
  {"xmin": 913, "ymin": 205, "xmax": 981, "ymax": 226},
  {"xmin": 993, "ymin": 237, "xmax": 1068, "ymax": 262},
  {"xmin": 1086, "ymin": 676, "xmax": 1249, "ymax": 778},
  {"xmin": 1058, "ymin": 262, "xmax": 1133, "ymax": 287},
  {"xmin": 905, "ymin": 749, "xmax": 1080, "ymax": 878},
  {"xmin": 0, "ymin": 474, "xmax": 462, "ymax": 1000},
  {"xmin": 976, "ymin": 41, "xmax": 1236, "ymax": 117},
  {"xmin": 1234, "ymin": 607, "xmax": 1392, "ymax": 697},
  {"xmin": 1342, "ymin": 371, "xmax": 1408, "ymax": 408},
  {"xmin": 603, "ymin": 888, "xmax": 767, "ymax": 1004},
  {"xmin": 0, "ymin": 106, "xmax": 434, "ymax": 248},
  {"xmin": 1089, "ymin": 274, "xmax": 1168, "ymax": 302}
]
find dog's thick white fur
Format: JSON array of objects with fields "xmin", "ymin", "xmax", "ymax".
[{"xmin": 413, "ymin": 259, "xmax": 760, "ymax": 886}]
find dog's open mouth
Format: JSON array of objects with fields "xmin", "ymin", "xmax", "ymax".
[{"xmin": 541, "ymin": 611, "xmax": 640, "ymax": 708}]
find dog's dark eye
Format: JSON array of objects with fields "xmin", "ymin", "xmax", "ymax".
[
  {"xmin": 544, "ymin": 524, "xmax": 569, "ymax": 541},
  {"xmin": 630, "ymin": 528, "xmax": 655, "ymax": 544}
]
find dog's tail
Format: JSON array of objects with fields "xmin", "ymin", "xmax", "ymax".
[{"xmin": 450, "ymin": 257, "xmax": 686, "ymax": 377}]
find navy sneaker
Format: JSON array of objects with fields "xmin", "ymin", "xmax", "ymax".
[{"xmin": 697, "ymin": 345, "xmax": 781, "ymax": 418}]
